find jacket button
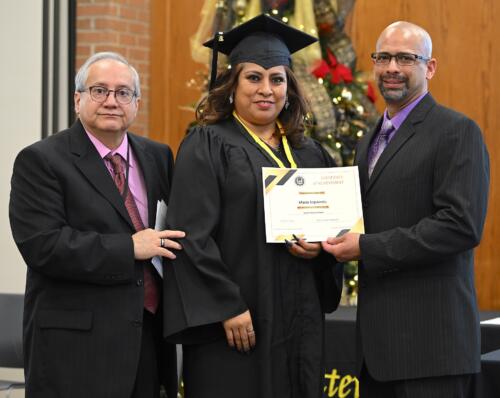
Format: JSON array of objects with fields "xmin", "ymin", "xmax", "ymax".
[{"xmin": 136, "ymin": 279, "xmax": 143, "ymax": 286}]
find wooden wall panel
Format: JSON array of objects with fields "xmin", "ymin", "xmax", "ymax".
[
  {"xmin": 151, "ymin": 0, "xmax": 500, "ymax": 309},
  {"xmin": 150, "ymin": 0, "xmax": 206, "ymax": 151}
]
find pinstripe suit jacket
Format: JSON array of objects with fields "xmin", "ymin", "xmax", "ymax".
[{"xmin": 355, "ymin": 94, "xmax": 489, "ymax": 381}]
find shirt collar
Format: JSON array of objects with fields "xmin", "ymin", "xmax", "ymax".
[
  {"xmin": 385, "ymin": 92, "xmax": 427, "ymax": 130},
  {"xmin": 85, "ymin": 130, "xmax": 134, "ymax": 167}
]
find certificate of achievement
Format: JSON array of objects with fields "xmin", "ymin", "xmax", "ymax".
[{"xmin": 262, "ymin": 167, "xmax": 364, "ymax": 243}]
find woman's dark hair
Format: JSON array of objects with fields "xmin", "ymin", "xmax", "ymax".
[{"xmin": 195, "ymin": 64, "xmax": 311, "ymax": 147}]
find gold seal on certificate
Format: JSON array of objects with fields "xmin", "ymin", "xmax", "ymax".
[{"xmin": 262, "ymin": 167, "xmax": 364, "ymax": 243}]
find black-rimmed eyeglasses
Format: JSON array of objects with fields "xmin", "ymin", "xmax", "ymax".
[
  {"xmin": 81, "ymin": 85, "xmax": 137, "ymax": 104},
  {"xmin": 371, "ymin": 52, "xmax": 430, "ymax": 66}
]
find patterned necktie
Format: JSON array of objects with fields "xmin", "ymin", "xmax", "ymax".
[
  {"xmin": 106, "ymin": 153, "xmax": 159, "ymax": 314},
  {"xmin": 368, "ymin": 119, "xmax": 394, "ymax": 178}
]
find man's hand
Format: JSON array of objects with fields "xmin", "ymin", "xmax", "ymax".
[
  {"xmin": 132, "ymin": 228, "xmax": 185, "ymax": 260},
  {"xmin": 286, "ymin": 236, "xmax": 321, "ymax": 259},
  {"xmin": 223, "ymin": 310, "xmax": 256, "ymax": 353},
  {"xmin": 321, "ymin": 233, "xmax": 361, "ymax": 262}
]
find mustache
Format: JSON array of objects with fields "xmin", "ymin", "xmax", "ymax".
[{"xmin": 380, "ymin": 73, "xmax": 407, "ymax": 82}]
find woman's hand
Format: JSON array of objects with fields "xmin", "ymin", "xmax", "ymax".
[
  {"xmin": 223, "ymin": 310, "xmax": 256, "ymax": 353},
  {"xmin": 286, "ymin": 235, "xmax": 321, "ymax": 259}
]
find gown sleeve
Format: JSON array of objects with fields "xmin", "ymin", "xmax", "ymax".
[{"xmin": 163, "ymin": 125, "xmax": 248, "ymax": 341}]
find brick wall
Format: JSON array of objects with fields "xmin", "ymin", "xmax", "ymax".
[{"xmin": 76, "ymin": 0, "xmax": 151, "ymax": 136}]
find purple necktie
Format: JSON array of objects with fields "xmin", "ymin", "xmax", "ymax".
[
  {"xmin": 106, "ymin": 153, "xmax": 159, "ymax": 314},
  {"xmin": 368, "ymin": 120, "xmax": 394, "ymax": 178}
]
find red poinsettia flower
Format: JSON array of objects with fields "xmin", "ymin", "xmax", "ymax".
[
  {"xmin": 311, "ymin": 49, "xmax": 353, "ymax": 84},
  {"xmin": 327, "ymin": 49, "xmax": 338, "ymax": 67},
  {"xmin": 366, "ymin": 81, "xmax": 377, "ymax": 103},
  {"xmin": 332, "ymin": 63, "xmax": 353, "ymax": 84},
  {"xmin": 268, "ymin": 0, "xmax": 289, "ymax": 7},
  {"xmin": 317, "ymin": 22, "xmax": 333, "ymax": 35},
  {"xmin": 311, "ymin": 59, "xmax": 330, "ymax": 79}
]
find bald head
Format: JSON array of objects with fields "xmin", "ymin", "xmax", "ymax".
[
  {"xmin": 377, "ymin": 21, "xmax": 432, "ymax": 58},
  {"xmin": 373, "ymin": 21, "xmax": 437, "ymax": 115}
]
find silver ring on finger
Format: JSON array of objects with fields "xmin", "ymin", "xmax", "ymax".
[{"xmin": 160, "ymin": 238, "xmax": 165, "ymax": 248}]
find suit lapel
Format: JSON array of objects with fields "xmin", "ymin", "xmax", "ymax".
[
  {"xmin": 356, "ymin": 118, "xmax": 381, "ymax": 192},
  {"xmin": 129, "ymin": 134, "xmax": 159, "ymax": 229},
  {"xmin": 365, "ymin": 94, "xmax": 436, "ymax": 192},
  {"xmin": 366, "ymin": 121, "xmax": 416, "ymax": 189},
  {"xmin": 70, "ymin": 120, "xmax": 134, "ymax": 230}
]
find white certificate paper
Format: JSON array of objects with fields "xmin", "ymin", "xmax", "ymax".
[
  {"xmin": 262, "ymin": 167, "xmax": 364, "ymax": 243},
  {"xmin": 151, "ymin": 199, "xmax": 168, "ymax": 277}
]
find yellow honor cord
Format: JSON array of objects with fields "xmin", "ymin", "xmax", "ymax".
[{"xmin": 233, "ymin": 111, "xmax": 297, "ymax": 168}]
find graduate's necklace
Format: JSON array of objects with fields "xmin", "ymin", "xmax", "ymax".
[
  {"xmin": 232, "ymin": 111, "xmax": 297, "ymax": 168},
  {"xmin": 260, "ymin": 132, "xmax": 280, "ymax": 150}
]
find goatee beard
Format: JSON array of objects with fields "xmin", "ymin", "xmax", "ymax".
[{"xmin": 378, "ymin": 74, "xmax": 409, "ymax": 103}]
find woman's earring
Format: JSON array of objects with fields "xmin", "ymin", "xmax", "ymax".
[
  {"xmin": 285, "ymin": 98, "xmax": 289, "ymax": 109},
  {"xmin": 229, "ymin": 93, "xmax": 234, "ymax": 104}
]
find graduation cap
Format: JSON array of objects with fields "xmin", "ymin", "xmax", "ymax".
[{"xmin": 204, "ymin": 14, "xmax": 317, "ymax": 90}]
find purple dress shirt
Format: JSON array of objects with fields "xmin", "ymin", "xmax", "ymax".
[{"xmin": 376, "ymin": 92, "xmax": 428, "ymax": 144}]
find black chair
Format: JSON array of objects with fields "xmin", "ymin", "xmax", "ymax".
[
  {"xmin": 476, "ymin": 349, "xmax": 500, "ymax": 398},
  {"xmin": 0, "ymin": 293, "xmax": 24, "ymax": 396}
]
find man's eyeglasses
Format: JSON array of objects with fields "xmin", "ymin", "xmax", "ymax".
[
  {"xmin": 82, "ymin": 86, "xmax": 137, "ymax": 104},
  {"xmin": 371, "ymin": 52, "xmax": 430, "ymax": 66}
]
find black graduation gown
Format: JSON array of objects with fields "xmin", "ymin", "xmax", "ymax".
[{"xmin": 164, "ymin": 117, "xmax": 343, "ymax": 398}]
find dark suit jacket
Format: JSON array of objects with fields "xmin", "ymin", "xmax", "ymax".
[
  {"xmin": 9, "ymin": 120, "xmax": 178, "ymax": 398},
  {"xmin": 355, "ymin": 94, "xmax": 489, "ymax": 381}
]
